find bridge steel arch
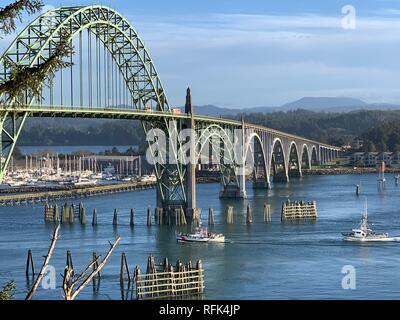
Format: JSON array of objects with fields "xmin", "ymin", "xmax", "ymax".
[
  {"xmin": 244, "ymin": 130, "xmax": 270, "ymax": 189},
  {"xmin": 196, "ymin": 123, "xmax": 244, "ymax": 198},
  {"xmin": 0, "ymin": 5, "xmax": 186, "ymax": 209}
]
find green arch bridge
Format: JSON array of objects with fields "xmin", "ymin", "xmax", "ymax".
[{"xmin": 0, "ymin": 6, "xmax": 340, "ymax": 215}]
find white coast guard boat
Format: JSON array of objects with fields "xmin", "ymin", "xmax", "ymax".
[
  {"xmin": 342, "ymin": 201, "xmax": 400, "ymax": 242},
  {"xmin": 176, "ymin": 227, "xmax": 225, "ymax": 243}
]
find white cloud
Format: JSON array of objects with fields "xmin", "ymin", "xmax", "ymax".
[{"xmin": 2, "ymin": 9, "xmax": 400, "ymax": 107}]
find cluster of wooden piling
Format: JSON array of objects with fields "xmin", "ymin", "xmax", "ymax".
[
  {"xmin": 44, "ymin": 202, "xmax": 87, "ymax": 224},
  {"xmin": 281, "ymin": 199, "xmax": 317, "ymax": 221},
  {"xmin": 134, "ymin": 256, "xmax": 204, "ymax": 300},
  {"xmin": 151, "ymin": 207, "xmax": 189, "ymax": 226}
]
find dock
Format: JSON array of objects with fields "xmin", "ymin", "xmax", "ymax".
[
  {"xmin": 135, "ymin": 256, "xmax": 204, "ymax": 300},
  {"xmin": 281, "ymin": 199, "xmax": 318, "ymax": 221},
  {"xmin": 0, "ymin": 181, "xmax": 156, "ymax": 207}
]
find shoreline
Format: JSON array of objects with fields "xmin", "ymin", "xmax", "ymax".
[{"xmin": 303, "ymin": 167, "xmax": 400, "ymax": 175}]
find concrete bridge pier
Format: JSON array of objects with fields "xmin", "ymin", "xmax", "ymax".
[
  {"xmin": 288, "ymin": 168, "xmax": 302, "ymax": 178},
  {"xmin": 273, "ymin": 172, "xmax": 289, "ymax": 183},
  {"xmin": 253, "ymin": 177, "xmax": 271, "ymax": 189}
]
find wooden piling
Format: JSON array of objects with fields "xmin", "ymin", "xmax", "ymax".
[
  {"xmin": 134, "ymin": 266, "xmax": 142, "ymax": 300},
  {"xmin": 69, "ymin": 206, "xmax": 74, "ymax": 224},
  {"xmin": 25, "ymin": 249, "xmax": 35, "ymax": 278},
  {"xmin": 192, "ymin": 208, "xmax": 201, "ymax": 226},
  {"xmin": 179, "ymin": 207, "xmax": 187, "ymax": 225},
  {"xmin": 263, "ymin": 203, "xmax": 271, "ymax": 223},
  {"xmin": 356, "ymin": 184, "xmax": 360, "ymax": 196},
  {"xmin": 120, "ymin": 253, "xmax": 131, "ymax": 287},
  {"xmin": 66, "ymin": 250, "xmax": 74, "ymax": 276},
  {"xmin": 92, "ymin": 251, "xmax": 100, "ymax": 278},
  {"xmin": 80, "ymin": 206, "xmax": 86, "ymax": 225},
  {"xmin": 61, "ymin": 205, "xmax": 68, "ymax": 224},
  {"xmin": 146, "ymin": 208, "xmax": 151, "ymax": 226},
  {"xmin": 130, "ymin": 208, "xmax": 134, "ymax": 226},
  {"xmin": 154, "ymin": 208, "xmax": 160, "ymax": 225},
  {"xmin": 208, "ymin": 208, "xmax": 215, "ymax": 226},
  {"xmin": 246, "ymin": 204, "xmax": 253, "ymax": 224},
  {"xmin": 53, "ymin": 205, "xmax": 59, "ymax": 223},
  {"xmin": 227, "ymin": 206, "xmax": 234, "ymax": 224},
  {"xmin": 113, "ymin": 209, "xmax": 118, "ymax": 226},
  {"xmin": 92, "ymin": 208, "xmax": 97, "ymax": 226},
  {"xmin": 44, "ymin": 203, "xmax": 53, "ymax": 222},
  {"xmin": 196, "ymin": 260, "xmax": 204, "ymax": 294}
]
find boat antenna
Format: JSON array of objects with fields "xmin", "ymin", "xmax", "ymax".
[{"xmin": 364, "ymin": 197, "xmax": 368, "ymax": 217}]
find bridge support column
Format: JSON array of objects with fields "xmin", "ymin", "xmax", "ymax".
[
  {"xmin": 184, "ymin": 88, "xmax": 197, "ymax": 218},
  {"xmin": 238, "ymin": 116, "xmax": 247, "ymax": 198}
]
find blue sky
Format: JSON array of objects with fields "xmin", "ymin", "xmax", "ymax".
[{"xmin": 2, "ymin": 0, "xmax": 400, "ymax": 107}]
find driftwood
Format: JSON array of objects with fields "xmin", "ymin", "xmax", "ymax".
[
  {"xmin": 25, "ymin": 224, "xmax": 60, "ymax": 300},
  {"xmin": 62, "ymin": 236, "xmax": 121, "ymax": 300}
]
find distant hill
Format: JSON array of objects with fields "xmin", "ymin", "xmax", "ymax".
[
  {"xmin": 280, "ymin": 97, "xmax": 368, "ymax": 111},
  {"xmin": 190, "ymin": 97, "xmax": 400, "ymax": 116}
]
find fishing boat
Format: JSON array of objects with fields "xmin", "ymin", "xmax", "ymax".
[
  {"xmin": 342, "ymin": 201, "xmax": 400, "ymax": 242},
  {"xmin": 176, "ymin": 227, "xmax": 225, "ymax": 243}
]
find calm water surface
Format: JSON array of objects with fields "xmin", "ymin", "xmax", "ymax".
[{"xmin": 1, "ymin": 174, "xmax": 400, "ymax": 300}]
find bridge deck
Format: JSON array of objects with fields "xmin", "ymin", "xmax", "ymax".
[{"xmin": 0, "ymin": 105, "xmax": 339, "ymax": 150}]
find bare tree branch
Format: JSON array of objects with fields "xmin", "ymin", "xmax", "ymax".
[
  {"xmin": 25, "ymin": 224, "xmax": 59, "ymax": 300},
  {"xmin": 63, "ymin": 236, "xmax": 121, "ymax": 300}
]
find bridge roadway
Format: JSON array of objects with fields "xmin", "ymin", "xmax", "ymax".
[{"xmin": 0, "ymin": 104, "xmax": 339, "ymax": 151}]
